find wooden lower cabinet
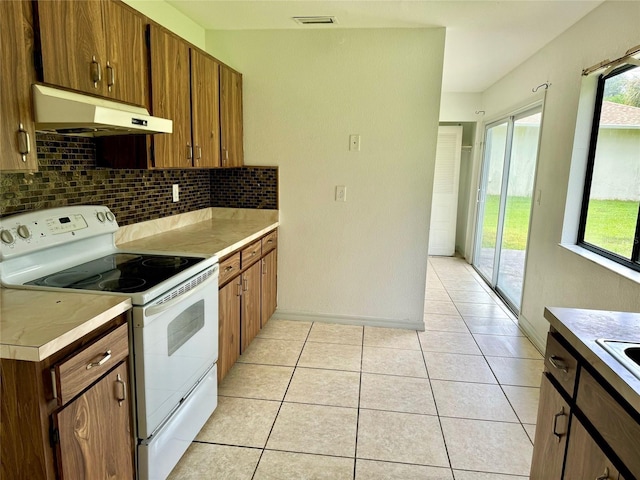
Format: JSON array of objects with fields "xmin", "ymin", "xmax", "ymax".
[
  {"xmin": 218, "ymin": 278, "xmax": 241, "ymax": 381},
  {"xmin": 530, "ymin": 374, "xmax": 571, "ymax": 480},
  {"xmin": 217, "ymin": 231, "xmax": 278, "ymax": 383},
  {"xmin": 563, "ymin": 417, "xmax": 620, "ymax": 480},
  {"xmin": 531, "ymin": 326, "xmax": 638, "ymax": 480},
  {"xmin": 0, "ymin": 315, "xmax": 133, "ymax": 480},
  {"xmin": 241, "ymin": 261, "xmax": 261, "ymax": 352},
  {"xmin": 54, "ymin": 361, "xmax": 134, "ymax": 480},
  {"xmin": 261, "ymin": 249, "xmax": 277, "ymax": 327}
]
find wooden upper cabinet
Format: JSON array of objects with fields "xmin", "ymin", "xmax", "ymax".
[
  {"xmin": 36, "ymin": 0, "xmax": 146, "ymax": 106},
  {"xmin": 220, "ymin": 65, "xmax": 244, "ymax": 167},
  {"xmin": 191, "ymin": 50, "xmax": 221, "ymax": 168},
  {"xmin": 0, "ymin": 1, "xmax": 37, "ymax": 172},
  {"xmin": 148, "ymin": 24, "xmax": 192, "ymax": 169},
  {"xmin": 103, "ymin": 0, "xmax": 146, "ymax": 106}
]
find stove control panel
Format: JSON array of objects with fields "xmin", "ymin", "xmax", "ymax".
[{"xmin": 0, "ymin": 206, "xmax": 119, "ymax": 261}]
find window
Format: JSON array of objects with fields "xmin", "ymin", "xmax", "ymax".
[{"xmin": 578, "ymin": 63, "xmax": 640, "ymax": 272}]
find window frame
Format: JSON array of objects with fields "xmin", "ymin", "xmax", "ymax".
[{"xmin": 577, "ymin": 63, "xmax": 640, "ymax": 272}]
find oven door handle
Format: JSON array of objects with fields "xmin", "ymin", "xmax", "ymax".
[{"xmin": 145, "ymin": 268, "xmax": 218, "ymax": 317}]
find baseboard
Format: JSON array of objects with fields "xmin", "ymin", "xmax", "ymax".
[
  {"xmin": 518, "ymin": 314, "xmax": 546, "ymax": 353},
  {"xmin": 273, "ymin": 309, "xmax": 425, "ymax": 331}
]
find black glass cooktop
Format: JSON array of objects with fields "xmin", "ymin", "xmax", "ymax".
[{"xmin": 26, "ymin": 253, "xmax": 204, "ymax": 293}]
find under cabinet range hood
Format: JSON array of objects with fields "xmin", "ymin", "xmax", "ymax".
[{"xmin": 32, "ymin": 84, "xmax": 172, "ymax": 136}]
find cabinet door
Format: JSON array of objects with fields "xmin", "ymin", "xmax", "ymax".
[
  {"xmin": 148, "ymin": 25, "xmax": 192, "ymax": 168},
  {"xmin": 191, "ymin": 50, "xmax": 221, "ymax": 168},
  {"xmin": 218, "ymin": 278, "xmax": 241, "ymax": 382},
  {"xmin": 104, "ymin": 0, "xmax": 146, "ymax": 106},
  {"xmin": 220, "ymin": 65, "xmax": 243, "ymax": 167},
  {"xmin": 261, "ymin": 249, "xmax": 277, "ymax": 327},
  {"xmin": 0, "ymin": 1, "xmax": 37, "ymax": 172},
  {"xmin": 530, "ymin": 374, "xmax": 571, "ymax": 479},
  {"xmin": 54, "ymin": 362, "xmax": 134, "ymax": 480},
  {"xmin": 563, "ymin": 417, "xmax": 620, "ymax": 480},
  {"xmin": 37, "ymin": 0, "xmax": 107, "ymax": 96},
  {"xmin": 241, "ymin": 262, "xmax": 261, "ymax": 352}
]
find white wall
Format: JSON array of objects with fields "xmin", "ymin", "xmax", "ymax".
[
  {"xmin": 480, "ymin": 1, "xmax": 640, "ymax": 349},
  {"xmin": 206, "ymin": 28, "xmax": 446, "ymax": 328},
  {"xmin": 123, "ymin": 0, "xmax": 206, "ymax": 49}
]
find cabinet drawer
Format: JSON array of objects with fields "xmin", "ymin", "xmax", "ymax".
[
  {"xmin": 262, "ymin": 230, "xmax": 278, "ymax": 253},
  {"xmin": 53, "ymin": 323, "xmax": 129, "ymax": 406},
  {"xmin": 577, "ymin": 369, "xmax": 640, "ymax": 479},
  {"xmin": 241, "ymin": 240, "xmax": 261, "ymax": 268},
  {"xmin": 544, "ymin": 332, "xmax": 579, "ymax": 397},
  {"xmin": 219, "ymin": 252, "xmax": 241, "ymax": 286}
]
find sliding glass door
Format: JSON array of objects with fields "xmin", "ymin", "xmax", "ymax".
[{"xmin": 474, "ymin": 107, "xmax": 542, "ymax": 312}]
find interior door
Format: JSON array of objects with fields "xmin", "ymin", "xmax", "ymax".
[
  {"xmin": 473, "ymin": 106, "xmax": 542, "ymax": 312},
  {"xmin": 428, "ymin": 126, "xmax": 463, "ymax": 256}
]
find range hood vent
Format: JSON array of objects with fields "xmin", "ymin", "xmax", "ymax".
[
  {"xmin": 293, "ymin": 16, "xmax": 337, "ymax": 25},
  {"xmin": 32, "ymin": 84, "xmax": 172, "ymax": 137}
]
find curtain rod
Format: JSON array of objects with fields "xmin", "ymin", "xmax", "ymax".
[{"xmin": 582, "ymin": 44, "xmax": 640, "ymax": 76}]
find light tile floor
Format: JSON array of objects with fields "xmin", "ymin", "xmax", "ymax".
[{"xmin": 168, "ymin": 256, "xmax": 542, "ymax": 479}]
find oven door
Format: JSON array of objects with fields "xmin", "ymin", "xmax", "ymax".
[{"xmin": 132, "ymin": 266, "xmax": 218, "ymax": 439}]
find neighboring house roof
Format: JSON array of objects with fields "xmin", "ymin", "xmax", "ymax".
[{"xmin": 600, "ymin": 101, "xmax": 640, "ymax": 127}]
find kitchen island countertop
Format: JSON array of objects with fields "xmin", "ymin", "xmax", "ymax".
[{"xmin": 545, "ymin": 307, "xmax": 640, "ymax": 414}]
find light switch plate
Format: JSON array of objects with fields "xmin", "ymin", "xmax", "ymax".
[{"xmin": 349, "ymin": 134, "xmax": 361, "ymax": 152}]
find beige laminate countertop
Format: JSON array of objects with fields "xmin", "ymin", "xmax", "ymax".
[
  {"xmin": 0, "ymin": 208, "xmax": 276, "ymax": 363},
  {"xmin": 117, "ymin": 208, "xmax": 279, "ymax": 259},
  {"xmin": 1, "ymin": 288, "xmax": 131, "ymax": 362},
  {"xmin": 545, "ymin": 307, "xmax": 640, "ymax": 414}
]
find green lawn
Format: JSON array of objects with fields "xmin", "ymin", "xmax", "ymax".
[
  {"xmin": 481, "ymin": 195, "xmax": 638, "ymax": 257},
  {"xmin": 584, "ymin": 199, "xmax": 639, "ymax": 257}
]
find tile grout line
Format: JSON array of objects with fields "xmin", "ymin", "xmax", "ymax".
[
  {"xmin": 353, "ymin": 325, "xmax": 365, "ymax": 480},
  {"xmin": 416, "ymin": 327, "xmax": 454, "ymax": 476},
  {"xmin": 249, "ymin": 322, "xmax": 314, "ymax": 479}
]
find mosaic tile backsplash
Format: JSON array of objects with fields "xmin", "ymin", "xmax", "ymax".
[{"xmin": 0, "ymin": 134, "xmax": 278, "ymax": 225}]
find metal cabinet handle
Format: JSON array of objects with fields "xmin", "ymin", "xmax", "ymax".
[
  {"xmin": 224, "ymin": 265, "xmax": 234, "ymax": 273},
  {"xmin": 552, "ymin": 406, "xmax": 566, "ymax": 442},
  {"xmin": 86, "ymin": 350, "xmax": 111, "ymax": 369},
  {"xmin": 106, "ymin": 62, "xmax": 115, "ymax": 91},
  {"xmin": 17, "ymin": 123, "xmax": 30, "ymax": 162},
  {"xmin": 549, "ymin": 355, "xmax": 568, "ymax": 373},
  {"xmin": 236, "ymin": 280, "xmax": 242, "ymax": 297},
  {"xmin": 243, "ymin": 277, "xmax": 248, "ymax": 292},
  {"xmin": 222, "ymin": 147, "xmax": 227, "ymax": 166},
  {"xmin": 91, "ymin": 55, "xmax": 102, "ymax": 87},
  {"xmin": 262, "ymin": 258, "xmax": 267, "ymax": 275},
  {"xmin": 187, "ymin": 143, "xmax": 193, "ymax": 162},
  {"xmin": 595, "ymin": 467, "xmax": 610, "ymax": 480},
  {"xmin": 115, "ymin": 373, "xmax": 126, "ymax": 407},
  {"xmin": 195, "ymin": 145, "xmax": 202, "ymax": 160}
]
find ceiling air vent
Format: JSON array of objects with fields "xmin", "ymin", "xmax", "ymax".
[{"xmin": 293, "ymin": 16, "xmax": 337, "ymax": 26}]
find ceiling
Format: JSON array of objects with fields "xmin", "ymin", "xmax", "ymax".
[{"xmin": 166, "ymin": 0, "xmax": 603, "ymax": 93}]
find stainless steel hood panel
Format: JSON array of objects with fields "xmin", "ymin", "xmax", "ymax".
[{"xmin": 32, "ymin": 84, "xmax": 172, "ymax": 137}]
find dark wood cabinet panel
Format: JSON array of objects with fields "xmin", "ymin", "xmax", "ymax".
[
  {"xmin": 530, "ymin": 374, "xmax": 570, "ymax": 480},
  {"xmin": 191, "ymin": 49, "xmax": 221, "ymax": 168},
  {"xmin": 0, "ymin": 1, "xmax": 37, "ymax": 172},
  {"xmin": 218, "ymin": 279, "xmax": 241, "ymax": 382},
  {"xmin": 241, "ymin": 262, "xmax": 261, "ymax": 352},
  {"xmin": 148, "ymin": 24, "xmax": 192, "ymax": 169},
  {"xmin": 563, "ymin": 417, "xmax": 620, "ymax": 480},
  {"xmin": 220, "ymin": 65, "xmax": 243, "ymax": 167},
  {"xmin": 54, "ymin": 362, "xmax": 134, "ymax": 480},
  {"xmin": 261, "ymin": 249, "xmax": 277, "ymax": 327}
]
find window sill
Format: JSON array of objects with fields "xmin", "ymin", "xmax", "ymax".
[{"xmin": 559, "ymin": 243, "xmax": 640, "ymax": 286}]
